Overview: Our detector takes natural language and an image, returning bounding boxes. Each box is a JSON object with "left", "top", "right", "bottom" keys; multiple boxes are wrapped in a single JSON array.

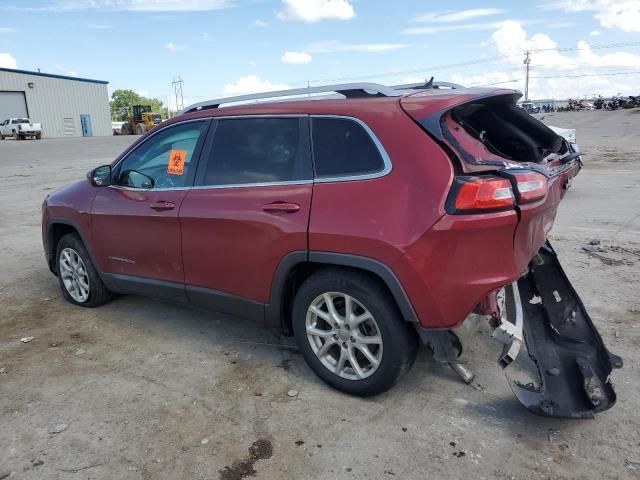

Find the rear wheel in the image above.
[
  {"left": 56, "top": 233, "right": 113, "bottom": 307},
  {"left": 135, "top": 123, "right": 146, "bottom": 135},
  {"left": 120, "top": 122, "right": 131, "bottom": 135},
  {"left": 292, "top": 269, "right": 418, "bottom": 397},
  {"left": 13, "top": 131, "right": 18, "bottom": 140},
  {"left": 35, "top": 133, "right": 42, "bottom": 140}
]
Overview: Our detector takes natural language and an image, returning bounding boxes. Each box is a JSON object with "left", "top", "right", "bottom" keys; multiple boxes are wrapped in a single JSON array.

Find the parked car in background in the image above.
[
  {"left": 41, "top": 82, "right": 620, "bottom": 419},
  {"left": 112, "top": 121, "right": 125, "bottom": 135},
  {"left": 0, "top": 118, "right": 42, "bottom": 140}
]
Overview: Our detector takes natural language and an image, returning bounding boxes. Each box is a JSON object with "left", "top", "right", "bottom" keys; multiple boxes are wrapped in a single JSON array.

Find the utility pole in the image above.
[
  {"left": 172, "top": 76, "right": 184, "bottom": 113},
  {"left": 523, "top": 50, "right": 531, "bottom": 102}
]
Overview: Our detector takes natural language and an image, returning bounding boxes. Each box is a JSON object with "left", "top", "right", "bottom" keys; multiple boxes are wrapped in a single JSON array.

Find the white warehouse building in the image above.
[{"left": 0, "top": 67, "right": 111, "bottom": 138}]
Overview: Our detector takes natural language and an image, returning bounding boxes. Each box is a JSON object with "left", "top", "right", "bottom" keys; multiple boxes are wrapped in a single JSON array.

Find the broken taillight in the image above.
[
  {"left": 447, "top": 176, "right": 515, "bottom": 213},
  {"left": 508, "top": 171, "right": 548, "bottom": 204}
]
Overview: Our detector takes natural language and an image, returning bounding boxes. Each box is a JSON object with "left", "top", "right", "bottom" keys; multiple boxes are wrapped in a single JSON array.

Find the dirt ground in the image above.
[{"left": 1, "top": 110, "right": 639, "bottom": 480}]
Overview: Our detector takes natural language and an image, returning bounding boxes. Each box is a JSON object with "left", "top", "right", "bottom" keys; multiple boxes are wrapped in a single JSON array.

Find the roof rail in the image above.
[
  {"left": 391, "top": 80, "right": 464, "bottom": 91},
  {"left": 181, "top": 82, "right": 401, "bottom": 114}
]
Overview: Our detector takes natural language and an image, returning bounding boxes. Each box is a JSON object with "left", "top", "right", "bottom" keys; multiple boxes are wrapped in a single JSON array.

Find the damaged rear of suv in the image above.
[
  {"left": 42, "top": 82, "right": 620, "bottom": 418},
  {"left": 401, "top": 88, "right": 621, "bottom": 418}
]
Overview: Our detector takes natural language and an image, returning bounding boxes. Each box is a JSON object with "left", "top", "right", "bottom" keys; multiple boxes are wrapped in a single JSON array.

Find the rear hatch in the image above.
[{"left": 401, "top": 89, "right": 582, "bottom": 266}]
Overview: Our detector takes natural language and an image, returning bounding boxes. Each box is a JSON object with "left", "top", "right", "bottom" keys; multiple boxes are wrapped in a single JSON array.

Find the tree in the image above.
[{"left": 109, "top": 89, "right": 166, "bottom": 121}]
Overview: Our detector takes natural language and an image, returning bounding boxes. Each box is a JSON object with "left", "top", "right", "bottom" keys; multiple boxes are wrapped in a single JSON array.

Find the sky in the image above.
[{"left": 1, "top": 0, "right": 640, "bottom": 108}]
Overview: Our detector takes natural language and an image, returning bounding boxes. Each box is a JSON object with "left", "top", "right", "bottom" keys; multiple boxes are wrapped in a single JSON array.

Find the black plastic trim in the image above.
[
  {"left": 186, "top": 285, "right": 264, "bottom": 323},
  {"left": 46, "top": 217, "right": 99, "bottom": 276},
  {"left": 102, "top": 273, "right": 189, "bottom": 303},
  {"left": 265, "top": 251, "right": 309, "bottom": 328}
]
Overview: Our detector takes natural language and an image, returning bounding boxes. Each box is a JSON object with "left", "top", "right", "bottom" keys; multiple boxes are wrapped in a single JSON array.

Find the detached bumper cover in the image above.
[{"left": 509, "top": 241, "right": 622, "bottom": 418}]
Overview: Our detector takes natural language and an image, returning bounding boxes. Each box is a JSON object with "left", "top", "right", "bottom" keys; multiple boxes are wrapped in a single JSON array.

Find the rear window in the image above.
[{"left": 311, "top": 118, "right": 384, "bottom": 178}]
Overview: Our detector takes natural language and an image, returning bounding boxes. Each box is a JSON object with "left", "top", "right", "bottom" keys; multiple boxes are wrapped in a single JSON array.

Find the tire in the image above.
[
  {"left": 35, "top": 133, "right": 42, "bottom": 140},
  {"left": 0, "top": 133, "right": 4, "bottom": 140},
  {"left": 120, "top": 123, "right": 130, "bottom": 135},
  {"left": 292, "top": 268, "right": 418, "bottom": 397},
  {"left": 56, "top": 233, "right": 113, "bottom": 308},
  {"left": 13, "top": 131, "right": 18, "bottom": 140},
  {"left": 135, "top": 123, "right": 146, "bottom": 135}
]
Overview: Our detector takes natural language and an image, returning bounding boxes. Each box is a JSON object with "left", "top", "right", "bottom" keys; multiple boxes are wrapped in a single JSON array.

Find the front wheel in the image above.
[
  {"left": 56, "top": 233, "right": 113, "bottom": 307},
  {"left": 292, "top": 269, "right": 418, "bottom": 397}
]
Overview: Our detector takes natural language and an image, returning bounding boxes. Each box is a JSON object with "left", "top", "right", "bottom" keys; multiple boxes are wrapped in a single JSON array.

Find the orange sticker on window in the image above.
[{"left": 167, "top": 149, "right": 187, "bottom": 175}]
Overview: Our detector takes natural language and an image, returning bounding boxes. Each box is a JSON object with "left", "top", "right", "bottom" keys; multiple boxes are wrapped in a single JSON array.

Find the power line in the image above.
[
  {"left": 471, "top": 70, "right": 640, "bottom": 87},
  {"left": 293, "top": 40, "right": 640, "bottom": 86}
]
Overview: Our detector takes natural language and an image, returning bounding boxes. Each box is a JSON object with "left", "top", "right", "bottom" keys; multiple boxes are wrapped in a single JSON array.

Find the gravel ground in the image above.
[{"left": 1, "top": 110, "right": 639, "bottom": 480}]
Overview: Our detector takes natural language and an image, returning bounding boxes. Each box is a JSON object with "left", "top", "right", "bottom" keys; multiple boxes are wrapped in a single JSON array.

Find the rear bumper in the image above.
[{"left": 501, "top": 242, "right": 622, "bottom": 418}]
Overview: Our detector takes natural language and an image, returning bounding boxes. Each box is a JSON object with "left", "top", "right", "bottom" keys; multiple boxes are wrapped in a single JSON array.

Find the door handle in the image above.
[
  {"left": 150, "top": 201, "right": 176, "bottom": 211},
  {"left": 261, "top": 202, "right": 301, "bottom": 214}
]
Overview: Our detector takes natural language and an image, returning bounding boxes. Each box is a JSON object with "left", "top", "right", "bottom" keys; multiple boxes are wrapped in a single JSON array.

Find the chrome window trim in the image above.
[
  {"left": 310, "top": 115, "right": 392, "bottom": 183},
  {"left": 110, "top": 114, "right": 392, "bottom": 192},
  {"left": 108, "top": 179, "right": 314, "bottom": 193}
]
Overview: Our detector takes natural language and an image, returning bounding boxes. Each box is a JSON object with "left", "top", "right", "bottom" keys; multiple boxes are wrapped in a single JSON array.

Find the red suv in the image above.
[{"left": 42, "top": 82, "right": 621, "bottom": 418}]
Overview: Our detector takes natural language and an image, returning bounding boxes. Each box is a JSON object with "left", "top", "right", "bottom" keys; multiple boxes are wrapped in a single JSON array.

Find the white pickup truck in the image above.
[{"left": 0, "top": 118, "right": 43, "bottom": 140}]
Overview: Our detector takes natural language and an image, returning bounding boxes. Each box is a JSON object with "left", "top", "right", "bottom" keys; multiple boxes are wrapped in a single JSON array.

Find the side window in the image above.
[
  {"left": 115, "top": 121, "right": 207, "bottom": 189},
  {"left": 202, "top": 117, "right": 311, "bottom": 186},
  {"left": 311, "top": 117, "right": 385, "bottom": 178}
]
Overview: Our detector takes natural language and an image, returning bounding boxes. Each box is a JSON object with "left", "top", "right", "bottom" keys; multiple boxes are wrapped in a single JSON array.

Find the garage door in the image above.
[{"left": 0, "top": 91, "right": 28, "bottom": 121}]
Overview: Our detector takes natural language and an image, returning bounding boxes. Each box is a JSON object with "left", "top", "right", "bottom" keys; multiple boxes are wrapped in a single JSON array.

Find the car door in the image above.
[
  {"left": 91, "top": 120, "right": 210, "bottom": 297},
  {"left": 180, "top": 116, "right": 313, "bottom": 317}
]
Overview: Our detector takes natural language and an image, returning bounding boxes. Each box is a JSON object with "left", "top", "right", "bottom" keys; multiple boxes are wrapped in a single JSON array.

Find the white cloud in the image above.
[
  {"left": 200, "top": 32, "right": 210, "bottom": 40},
  {"left": 165, "top": 42, "right": 185, "bottom": 52},
  {"left": 223, "top": 75, "right": 290, "bottom": 95},
  {"left": 412, "top": 8, "right": 505, "bottom": 23},
  {"left": 590, "top": 29, "right": 601, "bottom": 36},
  {"left": 277, "top": 0, "right": 355, "bottom": 22},
  {"left": 0, "top": 27, "right": 17, "bottom": 33},
  {"left": 307, "top": 41, "right": 410, "bottom": 53},
  {"left": 88, "top": 24, "right": 113, "bottom": 29},
  {"left": 403, "top": 21, "right": 506, "bottom": 35},
  {"left": 456, "top": 21, "right": 640, "bottom": 99},
  {"left": 281, "top": 51, "right": 312, "bottom": 64},
  {"left": 541, "top": 0, "right": 640, "bottom": 32},
  {"left": 41, "top": 0, "right": 232, "bottom": 11},
  {"left": 490, "top": 20, "right": 640, "bottom": 69},
  {"left": 0, "top": 52, "right": 17, "bottom": 68},
  {"left": 252, "top": 19, "right": 268, "bottom": 27},
  {"left": 135, "top": 89, "right": 150, "bottom": 96},
  {"left": 249, "top": 60, "right": 257, "bottom": 67},
  {"left": 67, "top": 70, "right": 78, "bottom": 76}
]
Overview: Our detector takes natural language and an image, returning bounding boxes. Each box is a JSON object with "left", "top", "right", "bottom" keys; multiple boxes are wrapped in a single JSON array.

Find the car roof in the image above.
[{"left": 168, "top": 87, "right": 520, "bottom": 126}]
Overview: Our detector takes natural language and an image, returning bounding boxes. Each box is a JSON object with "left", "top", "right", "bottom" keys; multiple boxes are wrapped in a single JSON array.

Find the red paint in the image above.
[
  {"left": 91, "top": 187, "right": 188, "bottom": 283},
  {"left": 180, "top": 185, "right": 312, "bottom": 302},
  {"left": 42, "top": 88, "right": 581, "bottom": 330}
]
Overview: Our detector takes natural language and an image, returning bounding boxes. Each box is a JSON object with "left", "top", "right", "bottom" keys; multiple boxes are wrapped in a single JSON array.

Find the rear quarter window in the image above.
[{"left": 311, "top": 117, "right": 385, "bottom": 178}]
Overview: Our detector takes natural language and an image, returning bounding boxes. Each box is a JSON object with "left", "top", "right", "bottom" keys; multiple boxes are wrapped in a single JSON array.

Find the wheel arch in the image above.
[
  {"left": 46, "top": 218, "right": 99, "bottom": 276},
  {"left": 267, "top": 251, "right": 419, "bottom": 334}
]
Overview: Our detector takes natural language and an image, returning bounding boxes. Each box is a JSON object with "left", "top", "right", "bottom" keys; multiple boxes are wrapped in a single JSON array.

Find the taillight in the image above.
[
  {"left": 509, "top": 171, "right": 548, "bottom": 203},
  {"left": 447, "top": 176, "right": 515, "bottom": 213}
]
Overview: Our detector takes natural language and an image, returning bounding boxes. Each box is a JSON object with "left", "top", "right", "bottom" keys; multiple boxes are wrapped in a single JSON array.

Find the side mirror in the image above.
[{"left": 87, "top": 165, "right": 112, "bottom": 187}]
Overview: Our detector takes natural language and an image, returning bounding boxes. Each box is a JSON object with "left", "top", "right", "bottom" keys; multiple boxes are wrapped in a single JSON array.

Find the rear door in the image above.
[
  {"left": 91, "top": 120, "right": 210, "bottom": 291},
  {"left": 180, "top": 116, "right": 313, "bottom": 313}
]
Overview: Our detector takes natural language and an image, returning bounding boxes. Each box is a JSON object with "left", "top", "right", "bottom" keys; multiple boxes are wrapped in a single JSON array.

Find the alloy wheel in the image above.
[
  {"left": 305, "top": 292, "right": 383, "bottom": 380},
  {"left": 59, "top": 247, "right": 90, "bottom": 302}
]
